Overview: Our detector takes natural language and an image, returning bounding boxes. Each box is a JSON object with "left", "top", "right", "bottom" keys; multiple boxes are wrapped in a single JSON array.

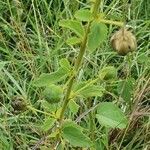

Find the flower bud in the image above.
[{"left": 110, "top": 28, "right": 137, "bottom": 56}]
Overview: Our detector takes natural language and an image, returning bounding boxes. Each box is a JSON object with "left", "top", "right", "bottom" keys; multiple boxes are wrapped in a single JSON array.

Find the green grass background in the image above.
[{"left": 0, "top": 0, "right": 149, "bottom": 149}]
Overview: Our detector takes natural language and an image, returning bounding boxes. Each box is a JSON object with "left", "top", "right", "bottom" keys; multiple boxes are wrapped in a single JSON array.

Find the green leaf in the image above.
[
  {"left": 78, "top": 85, "right": 104, "bottom": 98},
  {"left": 66, "top": 37, "right": 82, "bottom": 45},
  {"left": 40, "top": 100, "right": 57, "bottom": 112},
  {"left": 43, "top": 84, "right": 63, "bottom": 103},
  {"left": 96, "top": 102, "right": 128, "bottom": 129},
  {"left": 117, "top": 78, "right": 135, "bottom": 102},
  {"left": 75, "top": 9, "right": 93, "bottom": 21},
  {"left": 0, "top": 61, "right": 8, "bottom": 71},
  {"left": 59, "top": 58, "right": 71, "bottom": 71},
  {"left": 41, "top": 117, "right": 56, "bottom": 132},
  {"left": 99, "top": 66, "right": 117, "bottom": 80},
  {"left": 62, "top": 122, "right": 92, "bottom": 147},
  {"left": 62, "top": 120, "right": 83, "bottom": 130},
  {"left": 73, "top": 81, "right": 104, "bottom": 98},
  {"left": 59, "top": 20, "right": 85, "bottom": 38},
  {"left": 33, "top": 67, "right": 68, "bottom": 87},
  {"left": 73, "top": 81, "right": 87, "bottom": 91},
  {"left": 68, "top": 100, "right": 80, "bottom": 114},
  {"left": 87, "top": 22, "right": 107, "bottom": 52}
]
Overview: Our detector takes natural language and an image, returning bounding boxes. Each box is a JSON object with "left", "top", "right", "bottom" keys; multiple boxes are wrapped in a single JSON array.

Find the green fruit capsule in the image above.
[
  {"left": 99, "top": 66, "right": 117, "bottom": 80},
  {"left": 43, "top": 84, "right": 63, "bottom": 103}
]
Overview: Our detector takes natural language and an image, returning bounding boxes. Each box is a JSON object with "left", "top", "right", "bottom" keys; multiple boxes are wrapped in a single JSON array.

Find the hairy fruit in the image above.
[
  {"left": 43, "top": 84, "right": 63, "bottom": 103},
  {"left": 110, "top": 28, "right": 137, "bottom": 56}
]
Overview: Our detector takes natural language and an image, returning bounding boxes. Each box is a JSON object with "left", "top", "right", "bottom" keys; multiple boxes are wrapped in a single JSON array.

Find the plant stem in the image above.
[
  {"left": 27, "top": 105, "right": 56, "bottom": 118},
  {"left": 92, "top": 0, "right": 101, "bottom": 17},
  {"left": 88, "top": 98, "right": 95, "bottom": 140},
  {"left": 99, "top": 19, "right": 123, "bottom": 26},
  {"left": 59, "top": 76, "right": 74, "bottom": 124},
  {"left": 59, "top": 23, "right": 90, "bottom": 124},
  {"left": 58, "top": 0, "right": 101, "bottom": 125}
]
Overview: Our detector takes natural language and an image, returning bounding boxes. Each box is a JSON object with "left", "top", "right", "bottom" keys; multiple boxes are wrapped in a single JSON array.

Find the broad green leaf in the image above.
[
  {"left": 75, "top": 9, "right": 93, "bottom": 21},
  {"left": 43, "top": 84, "right": 63, "bottom": 103},
  {"left": 41, "top": 117, "right": 56, "bottom": 132},
  {"left": 40, "top": 100, "right": 57, "bottom": 112},
  {"left": 49, "top": 130, "right": 59, "bottom": 138},
  {"left": 99, "top": 66, "right": 117, "bottom": 80},
  {"left": 73, "top": 81, "right": 87, "bottom": 91},
  {"left": 68, "top": 100, "right": 80, "bottom": 114},
  {"left": 0, "top": 61, "right": 8, "bottom": 71},
  {"left": 66, "top": 37, "right": 82, "bottom": 45},
  {"left": 73, "top": 81, "right": 104, "bottom": 98},
  {"left": 87, "top": 22, "right": 107, "bottom": 52},
  {"left": 59, "top": 20, "right": 85, "bottom": 38},
  {"left": 62, "top": 122, "right": 91, "bottom": 147},
  {"left": 117, "top": 78, "right": 135, "bottom": 102},
  {"left": 59, "top": 58, "right": 71, "bottom": 71},
  {"left": 33, "top": 67, "right": 68, "bottom": 87},
  {"left": 78, "top": 85, "right": 104, "bottom": 98},
  {"left": 62, "top": 120, "right": 83, "bottom": 130},
  {"left": 96, "top": 102, "right": 128, "bottom": 129}
]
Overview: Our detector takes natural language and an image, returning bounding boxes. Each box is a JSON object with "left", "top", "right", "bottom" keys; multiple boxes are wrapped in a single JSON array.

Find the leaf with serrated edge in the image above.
[
  {"left": 88, "top": 22, "right": 107, "bottom": 52},
  {"left": 117, "top": 78, "right": 135, "bottom": 102},
  {"left": 75, "top": 9, "right": 93, "bottom": 21},
  {"left": 66, "top": 37, "right": 82, "bottom": 45},
  {"left": 69, "top": 100, "right": 80, "bottom": 114},
  {"left": 96, "top": 102, "right": 128, "bottom": 129},
  {"left": 41, "top": 117, "right": 56, "bottom": 132},
  {"left": 60, "top": 58, "right": 71, "bottom": 71},
  {"left": 59, "top": 20, "right": 85, "bottom": 38},
  {"left": 99, "top": 66, "right": 117, "bottom": 80},
  {"left": 62, "top": 121, "right": 92, "bottom": 147},
  {"left": 33, "top": 67, "right": 68, "bottom": 87},
  {"left": 73, "top": 81, "right": 104, "bottom": 98}
]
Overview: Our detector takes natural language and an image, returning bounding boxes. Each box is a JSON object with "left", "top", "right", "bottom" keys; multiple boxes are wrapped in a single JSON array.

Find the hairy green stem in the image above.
[
  {"left": 59, "top": 76, "right": 74, "bottom": 123},
  {"left": 88, "top": 98, "right": 95, "bottom": 140},
  {"left": 92, "top": 0, "right": 101, "bottom": 17},
  {"left": 58, "top": 0, "right": 101, "bottom": 125},
  {"left": 59, "top": 23, "right": 90, "bottom": 124}
]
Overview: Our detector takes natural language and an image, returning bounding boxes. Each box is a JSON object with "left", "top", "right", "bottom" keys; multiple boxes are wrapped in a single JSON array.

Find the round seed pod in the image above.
[
  {"left": 11, "top": 97, "right": 27, "bottom": 112},
  {"left": 110, "top": 28, "right": 137, "bottom": 56}
]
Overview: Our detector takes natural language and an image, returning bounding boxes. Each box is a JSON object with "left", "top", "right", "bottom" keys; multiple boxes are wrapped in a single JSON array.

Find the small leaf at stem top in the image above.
[
  {"left": 74, "top": 9, "right": 93, "bottom": 21},
  {"left": 87, "top": 22, "right": 108, "bottom": 52},
  {"left": 59, "top": 20, "right": 85, "bottom": 38}
]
